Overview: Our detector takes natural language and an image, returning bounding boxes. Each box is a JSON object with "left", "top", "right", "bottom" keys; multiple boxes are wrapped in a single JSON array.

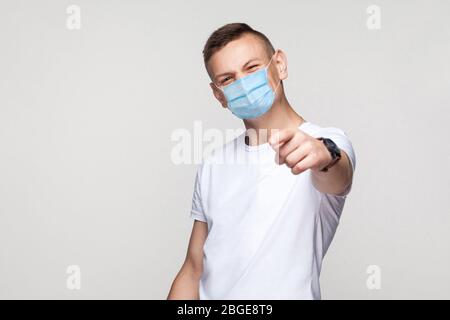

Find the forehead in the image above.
[{"left": 207, "top": 33, "right": 269, "bottom": 77}]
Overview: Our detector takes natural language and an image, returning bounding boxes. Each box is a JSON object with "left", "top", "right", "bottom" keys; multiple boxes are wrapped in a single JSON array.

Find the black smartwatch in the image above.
[{"left": 317, "top": 137, "right": 341, "bottom": 172}]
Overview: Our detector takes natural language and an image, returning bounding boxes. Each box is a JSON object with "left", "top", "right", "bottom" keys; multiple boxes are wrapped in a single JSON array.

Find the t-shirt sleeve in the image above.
[
  {"left": 313, "top": 127, "right": 356, "bottom": 255},
  {"left": 316, "top": 126, "right": 356, "bottom": 198},
  {"left": 190, "top": 164, "right": 208, "bottom": 223}
]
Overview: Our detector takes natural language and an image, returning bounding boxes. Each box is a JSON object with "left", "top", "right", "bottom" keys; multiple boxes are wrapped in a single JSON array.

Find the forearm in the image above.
[
  {"left": 311, "top": 150, "right": 353, "bottom": 195},
  {"left": 167, "top": 267, "right": 202, "bottom": 300}
]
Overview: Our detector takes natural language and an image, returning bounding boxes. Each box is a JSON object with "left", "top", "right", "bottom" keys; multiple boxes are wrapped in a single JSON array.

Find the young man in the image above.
[{"left": 168, "top": 23, "right": 356, "bottom": 300}]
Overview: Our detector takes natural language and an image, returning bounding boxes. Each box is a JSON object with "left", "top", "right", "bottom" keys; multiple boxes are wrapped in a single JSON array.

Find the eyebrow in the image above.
[
  {"left": 242, "top": 57, "right": 260, "bottom": 68},
  {"left": 214, "top": 57, "right": 261, "bottom": 82}
]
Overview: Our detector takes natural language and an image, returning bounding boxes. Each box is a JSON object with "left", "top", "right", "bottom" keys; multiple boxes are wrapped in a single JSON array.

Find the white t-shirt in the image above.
[{"left": 190, "top": 121, "right": 356, "bottom": 300}]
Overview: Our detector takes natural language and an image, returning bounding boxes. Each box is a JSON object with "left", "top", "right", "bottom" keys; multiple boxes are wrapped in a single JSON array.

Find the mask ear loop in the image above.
[
  {"left": 211, "top": 80, "right": 231, "bottom": 112},
  {"left": 267, "top": 50, "right": 282, "bottom": 96},
  {"left": 273, "top": 79, "right": 281, "bottom": 95},
  {"left": 212, "top": 81, "right": 224, "bottom": 92}
]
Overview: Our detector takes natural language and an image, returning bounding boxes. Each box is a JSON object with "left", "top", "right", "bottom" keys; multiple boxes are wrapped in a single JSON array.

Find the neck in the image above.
[{"left": 243, "top": 90, "right": 305, "bottom": 146}]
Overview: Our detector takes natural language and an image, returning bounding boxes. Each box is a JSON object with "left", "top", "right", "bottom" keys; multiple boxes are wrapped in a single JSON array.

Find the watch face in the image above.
[
  {"left": 324, "top": 138, "right": 341, "bottom": 158},
  {"left": 318, "top": 138, "right": 341, "bottom": 172}
]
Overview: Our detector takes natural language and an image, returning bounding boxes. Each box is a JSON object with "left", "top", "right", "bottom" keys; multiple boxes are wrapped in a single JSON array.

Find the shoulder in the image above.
[{"left": 300, "top": 121, "right": 347, "bottom": 139}]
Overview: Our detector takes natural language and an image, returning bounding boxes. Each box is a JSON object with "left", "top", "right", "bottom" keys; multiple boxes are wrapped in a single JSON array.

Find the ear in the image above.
[
  {"left": 210, "top": 82, "right": 228, "bottom": 109},
  {"left": 274, "top": 49, "right": 288, "bottom": 81}
]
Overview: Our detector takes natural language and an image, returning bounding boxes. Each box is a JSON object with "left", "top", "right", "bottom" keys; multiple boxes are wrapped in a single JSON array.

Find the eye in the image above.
[
  {"left": 220, "top": 76, "right": 233, "bottom": 85},
  {"left": 248, "top": 65, "right": 259, "bottom": 71}
]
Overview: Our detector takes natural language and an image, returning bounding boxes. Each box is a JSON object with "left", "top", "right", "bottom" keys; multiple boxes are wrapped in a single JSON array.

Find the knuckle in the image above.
[
  {"left": 285, "top": 156, "right": 295, "bottom": 167},
  {"left": 293, "top": 163, "right": 303, "bottom": 172},
  {"left": 311, "top": 150, "right": 319, "bottom": 160},
  {"left": 304, "top": 139, "right": 314, "bottom": 149},
  {"left": 296, "top": 131, "right": 305, "bottom": 141}
]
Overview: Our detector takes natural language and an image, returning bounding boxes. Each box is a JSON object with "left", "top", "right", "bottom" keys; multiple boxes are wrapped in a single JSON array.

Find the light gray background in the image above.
[{"left": 1, "top": 0, "right": 449, "bottom": 299}]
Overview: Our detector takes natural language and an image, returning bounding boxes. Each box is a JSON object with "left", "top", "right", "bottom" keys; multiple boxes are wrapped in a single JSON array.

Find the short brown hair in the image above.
[{"left": 202, "top": 23, "right": 275, "bottom": 66}]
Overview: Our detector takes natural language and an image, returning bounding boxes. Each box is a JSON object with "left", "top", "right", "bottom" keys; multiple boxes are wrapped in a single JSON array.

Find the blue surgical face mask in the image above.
[{"left": 215, "top": 53, "right": 281, "bottom": 120}]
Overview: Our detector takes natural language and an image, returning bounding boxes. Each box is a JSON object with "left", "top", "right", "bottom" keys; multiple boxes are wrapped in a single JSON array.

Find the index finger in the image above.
[{"left": 269, "top": 128, "right": 298, "bottom": 149}]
